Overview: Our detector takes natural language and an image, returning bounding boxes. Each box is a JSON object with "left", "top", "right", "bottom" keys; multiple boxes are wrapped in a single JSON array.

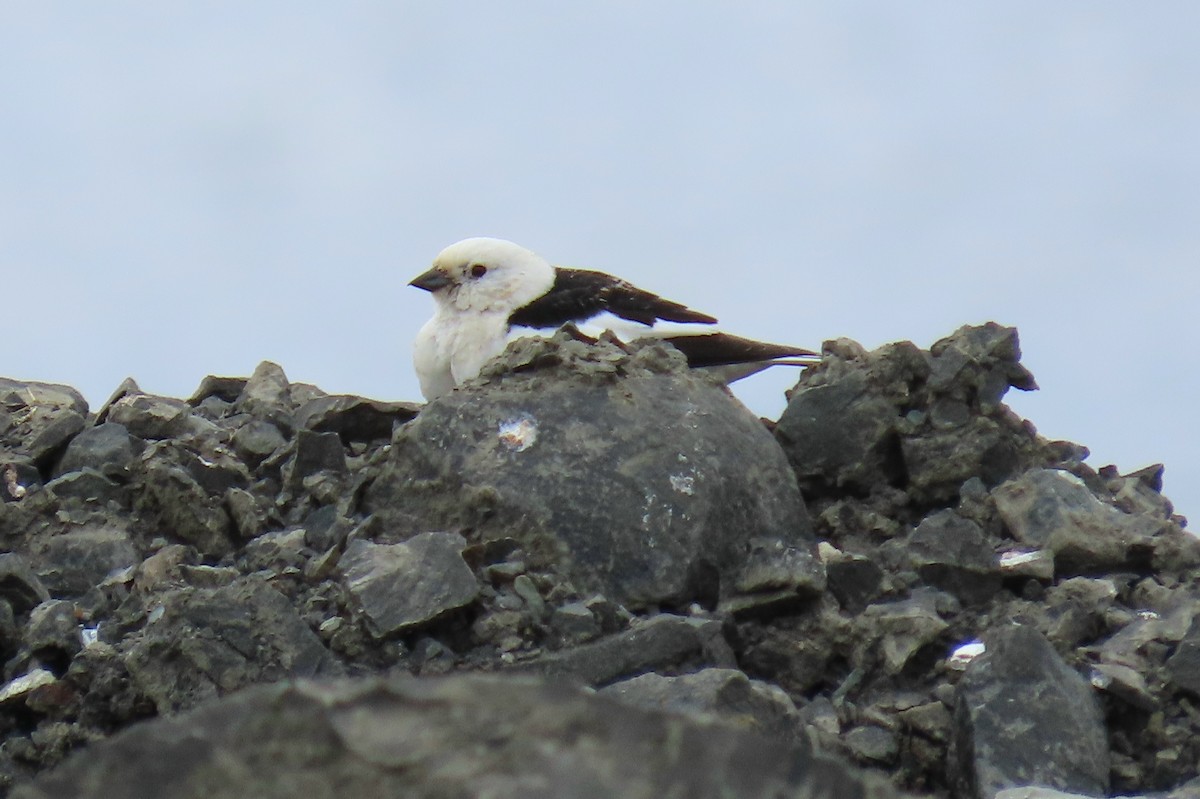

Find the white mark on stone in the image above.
[
  {"left": 498, "top": 416, "right": 538, "bottom": 452},
  {"left": 80, "top": 626, "right": 100, "bottom": 648},
  {"left": 669, "top": 473, "right": 695, "bottom": 495},
  {"left": 948, "top": 640, "right": 986, "bottom": 670}
]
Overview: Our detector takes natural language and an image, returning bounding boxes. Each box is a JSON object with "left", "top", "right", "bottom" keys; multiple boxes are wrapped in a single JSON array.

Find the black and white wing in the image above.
[{"left": 507, "top": 267, "right": 718, "bottom": 330}]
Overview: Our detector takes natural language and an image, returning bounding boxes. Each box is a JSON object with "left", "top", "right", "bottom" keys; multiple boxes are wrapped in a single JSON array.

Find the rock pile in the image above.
[{"left": 0, "top": 324, "right": 1195, "bottom": 799}]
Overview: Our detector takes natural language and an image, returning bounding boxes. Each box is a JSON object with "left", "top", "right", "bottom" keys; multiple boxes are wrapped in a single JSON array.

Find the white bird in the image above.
[{"left": 409, "top": 237, "right": 819, "bottom": 400}]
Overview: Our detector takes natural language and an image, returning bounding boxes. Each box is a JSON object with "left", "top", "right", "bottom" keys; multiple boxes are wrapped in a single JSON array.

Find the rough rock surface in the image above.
[
  {"left": 11, "top": 674, "right": 902, "bottom": 799},
  {"left": 0, "top": 324, "right": 1194, "bottom": 798}
]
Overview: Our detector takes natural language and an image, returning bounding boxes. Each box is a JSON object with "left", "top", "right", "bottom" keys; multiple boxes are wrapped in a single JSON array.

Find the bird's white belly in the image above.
[{"left": 414, "top": 312, "right": 510, "bottom": 399}]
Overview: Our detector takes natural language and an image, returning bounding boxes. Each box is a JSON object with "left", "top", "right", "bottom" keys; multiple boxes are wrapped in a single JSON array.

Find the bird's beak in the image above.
[{"left": 409, "top": 267, "right": 453, "bottom": 292}]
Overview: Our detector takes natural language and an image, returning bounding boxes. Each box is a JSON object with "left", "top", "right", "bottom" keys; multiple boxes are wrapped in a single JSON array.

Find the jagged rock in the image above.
[
  {"left": 823, "top": 548, "right": 885, "bottom": 612},
  {"left": 364, "top": 333, "right": 823, "bottom": 611},
  {"left": 855, "top": 589, "right": 950, "bottom": 674},
  {"left": 0, "top": 378, "right": 89, "bottom": 470},
  {"left": 293, "top": 395, "right": 420, "bottom": 443},
  {"left": 123, "top": 578, "right": 343, "bottom": 714},
  {"left": 104, "top": 394, "right": 191, "bottom": 440},
  {"left": 130, "top": 442, "right": 246, "bottom": 557},
  {"left": 28, "top": 526, "right": 139, "bottom": 597},
  {"left": 229, "top": 420, "right": 287, "bottom": 467},
  {"left": 233, "top": 361, "right": 295, "bottom": 429},
  {"left": 53, "top": 423, "right": 137, "bottom": 481},
  {"left": 1166, "top": 615, "right": 1200, "bottom": 697},
  {"left": 0, "top": 554, "right": 51, "bottom": 613},
  {"left": 339, "top": 533, "right": 479, "bottom": 637},
  {"left": 43, "top": 469, "right": 127, "bottom": 508},
  {"left": 187, "top": 375, "right": 247, "bottom": 405},
  {"left": 286, "top": 429, "right": 346, "bottom": 491},
  {"left": 26, "top": 600, "right": 82, "bottom": 663},
  {"left": 845, "top": 725, "right": 899, "bottom": 764},
  {"left": 600, "top": 667, "right": 802, "bottom": 742},
  {"left": 518, "top": 613, "right": 736, "bottom": 686},
  {"left": 908, "top": 509, "right": 1000, "bottom": 603},
  {"left": 12, "top": 673, "right": 904, "bottom": 799},
  {"left": 951, "top": 625, "right": 1109, "bottom": 799},
  {"left": 549, "top": 601, "right": 601, "bottom": 645}
]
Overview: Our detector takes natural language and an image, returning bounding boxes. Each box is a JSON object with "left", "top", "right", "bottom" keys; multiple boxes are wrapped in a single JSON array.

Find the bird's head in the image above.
[{"left": 410, "top": 237, "right": 556, "bottom": 314}]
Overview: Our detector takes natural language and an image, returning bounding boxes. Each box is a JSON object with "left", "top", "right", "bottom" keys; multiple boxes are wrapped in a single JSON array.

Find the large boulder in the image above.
[{"left": 363, "top": 333, "right": 823, "bottom": 611}]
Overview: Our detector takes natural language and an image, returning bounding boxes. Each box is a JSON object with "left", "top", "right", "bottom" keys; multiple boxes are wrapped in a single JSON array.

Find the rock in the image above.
[
  {"left": 229, "top": 420, "right": 287, "bottom": 467},
  {"left": 286, "top": 430, "right": 346, "bottom": 491},
  {"left": 105, "top": 394, "right": 191, "bottom": 440},
  {"left": 26, "top": 600, "right": 82, "bottom": 663},
  {"left": 908, "top": 510, "right": 1000, "bottom": 603},
  {"left": 856, "top": 589, "right": 950, "bottom": 674},
  {"left": 951, "top": 625, "right": 1109, "bottom": 799},
  {"left": 43, "top": 469, "right": 127, "bottom": 508},
  {"left": 130, "top": 442, "right": 241, "bottom": 557},
  {"left": 845, "top": 725, "right": 899, "bottom": 764},
  {"left": 519, "top": 613, "right": 736, "bottom": 686},
  {"left": 549, "top": 601, "right": 600, "bottom": 646},
  {"left": 0, "top": 554, "right": 51, "bottom": 613},
  {"left": 233, "top": 361, "right": 294, "bottom": 429},
  {"left": 1166, "top": 615, "right": 1200, "bottom": 697},
  {"left": 293, "top": 395, "right": 420, "bottom": 443},
  {"left": 0, "top": 378, "right": 89, "bottom": 470},
  {"left": 993, "top": 468, "right": 1160, "bottom": 572},
  {"left": 12, "top": 673, "right": 904, "bottom": 799},
  {"left": 123, "top": 578, "right": 343, "bottom": 714},
  {"left": 823, "top": 549, "right": 884, "bottom": 612},
  {"left": 339, "top": 533, "right": 480, "bottom": 637},
  {"left": 28, "top": 526, "right": 139, "bottom": 597},
  {"left": 187, "top": 375, "right": 247, "bottom": 405},
  {"left": 599, "top": 667, "right": 802, "bottom": 742},
  {"left": 364, "top": 333, "right": 823, "bottom": 610}
]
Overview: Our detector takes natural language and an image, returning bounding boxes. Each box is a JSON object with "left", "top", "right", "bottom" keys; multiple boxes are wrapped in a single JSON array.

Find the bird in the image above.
[{"left": 408, "top": 237, "right": 819, "bottom": 400}]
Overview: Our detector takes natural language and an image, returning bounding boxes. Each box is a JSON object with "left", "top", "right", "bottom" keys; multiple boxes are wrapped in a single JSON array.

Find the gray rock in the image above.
[
  {"left": 26, "top": 599, "right": 82, "bottom": 661},
  {"left": 993, "top": 468, "right": 1160, "bottom": 571},
  {"left": 364, "top": 333, "right": 823, "bottom": 610},
  {"left": 519, "top": 613, "right": 736, "bottom": 686},
  {"left": 233, "top": 361, "right": 294, "bottom": 429},
  {"left": 856, "top": 589, "right": 950, "bottom": 674},
  {"left": 187, "top": 375, "right": 247, "bottom": 405},
  {"left": 549, "top": 601, "right": 600, "bottom": 645},
  {"left": 339, "top": 533, "right": 480, "bottom": 637},
  {"left": 12, "top": 673, "right": 904, "bottom": 799},
  {"left": 600, "top": 667, "right": 802, "bottom": 742},
  {"left": 105, "top": 394, "right": 191, "bottom": 440},
  {"left": 130, "top": 442, "right": 240, "bottom": 557},
  {"left": 229, "top": 420, "right": 287, "bottom": 467},
  {"left": 28, "top": 526, "right": 139, "bottom": 597},
  {"left": 908, "top": 509, "right": 1000, "bottom": 603},
  {"left": 845, "top": 725, "right": 899, "bottom": 764},
  {"left": 55, "top": 422, "right": 138, "bottom": 479},
  {"left": 824, "top": 550, "right": 885, "bottom": 612},
  {"left": 293, "top": 394, "right": 420, "bottom": 443},
  {"left": 0, "top": 377, "right": 89, "bottom": 469},
  {"left": 43, "top": 469, "right": 127, "bottom": 507},
  {"left": 286, "top": 430, "right": 346, "bottom": 491},
  {"left": 124, "top": 577, "right": 343, "bottom": 714},
  {"left": 951, "top": 625, "right": 1110, "bottom": 799},
  {"left": 0, "top": 554, "right": 51, "bottom": 613},
  {"left": 1165, "top": 615, "right": 1200, "bottom": 697}
]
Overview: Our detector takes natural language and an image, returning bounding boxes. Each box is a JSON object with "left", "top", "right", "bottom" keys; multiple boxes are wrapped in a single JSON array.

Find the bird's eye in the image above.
[{"left": 470, "top": 264, "right": 488, "bottom": 278}]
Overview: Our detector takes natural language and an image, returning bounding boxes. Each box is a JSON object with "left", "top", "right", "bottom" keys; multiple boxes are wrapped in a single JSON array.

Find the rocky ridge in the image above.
[{"left": 0, "top": 323, "right": 1195, "bottom": 798}]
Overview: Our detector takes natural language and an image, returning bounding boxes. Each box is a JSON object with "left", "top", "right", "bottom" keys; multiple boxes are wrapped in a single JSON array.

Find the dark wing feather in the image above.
[
  {"left": 508, "top": 268, "right": 718, "bottom": 330},
  {"left": 662, "top": 332, "right": 819, "bottom": 368}
]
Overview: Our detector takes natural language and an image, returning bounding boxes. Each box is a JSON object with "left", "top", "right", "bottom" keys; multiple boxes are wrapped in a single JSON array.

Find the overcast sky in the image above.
[{"left": 3, "top": 4, "right": 1197, "bottom": 521}]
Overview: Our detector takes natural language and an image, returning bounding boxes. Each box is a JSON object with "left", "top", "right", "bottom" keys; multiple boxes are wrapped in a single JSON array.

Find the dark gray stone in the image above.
[
  {"left": 951, "top": 625, "right": 1110, "bottom": 799},
  {"left": 12, "top": 673, "right": 904, "bottom": 799},
  {"left": 825, "top": 551, "right": 884, "bottom": 612},
  {"left": 364, "top": 333, "right": 822, "bottom": 610},
  {"left": 233, "top": 361, "right": 294, "bottom": 429},
  {"left": 855, "top": 589, "right": 950, "bottom": 674},
  {"left": 1166, "top": 615, "right": 1200, "bottom": 697},
  {"left": 293, "top": 395, "right": 420, "bottom": 443},
  {"left": 26, "top": 599, "right": 82, "bottom": 662},
  {"left": 0, "top": 554, "right": 50, "bottom": 613},
  {"left": 229, "top": 420, "right": 287, "bottom": 467},
  {"left": 549, "top": 601, "right": 600, "bottom": 645},
  {"left": 188, "top": 375, "right": 248, "bottom": 405},
  {"left": 845, "top": 725, "right": 899, "bottom": 764},
  {"left": 28, "top": 526, "right": 139, "bottom": 597},
  {"left": 43, "top": 469, "right": 127, "bottom": 507},
  {"left": 339, "top": 533, "right": 479, "bottom": 637},
  {"left": 600, "top": 667, "right": 801, "bottom": 742},
  {"left": 105, "top": 395, "right": 190, "bottom": 440},
  {"left": 123, "top": 578, "right": 343, "bottom": 714},
  {"left": 286, "top": 430, "right": 346, "bottom": 491},
  {"left": 131, "top": 443, "right": 240, "bottom": 558},
  {"left": 518, "top": 613, "right": 737, "bottom": 687},
  {"left": 993, "top": 468, "right": 1161, "bottom": 572},
  {"left": 909, "top": 510, "right": 1000, "bottom": 603}
]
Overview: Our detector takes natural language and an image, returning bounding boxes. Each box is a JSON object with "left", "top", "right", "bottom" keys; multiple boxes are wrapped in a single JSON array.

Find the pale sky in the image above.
[{"left": 3, "top": 3, "right": 1197, "bottom": 521}]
